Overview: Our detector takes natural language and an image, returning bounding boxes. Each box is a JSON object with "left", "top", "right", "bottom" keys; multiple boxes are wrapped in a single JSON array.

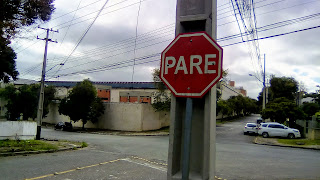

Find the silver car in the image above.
[
  {"left": 258, "top": 123, "right": 301, "bottom": 139},
  {"left": 243, "top": 123, "right": 258, "bottom": 135}
]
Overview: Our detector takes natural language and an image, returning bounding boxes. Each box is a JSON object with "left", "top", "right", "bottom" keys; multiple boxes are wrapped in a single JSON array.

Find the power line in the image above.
[
  {"left": 51, "top": 0, "right": 111, "bottom": 78},
  {"left": 46, "top": 24, "right": 320, "bottom": 79},
  {"left": 223, "top": 24, "right": 320, "bottom": 47},
  {"left": 22, "top": 13, "right": 320, "bottom": 79}
]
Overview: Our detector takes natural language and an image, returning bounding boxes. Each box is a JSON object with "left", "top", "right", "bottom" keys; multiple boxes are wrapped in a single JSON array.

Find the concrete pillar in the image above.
[{"left": 167, "top": 0, "right": 217, "bottom": 179}]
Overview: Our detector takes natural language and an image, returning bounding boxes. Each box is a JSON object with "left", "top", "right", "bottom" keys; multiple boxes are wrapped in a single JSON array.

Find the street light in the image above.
[
  {"left": 249, "top": 73, "right": 266, "bottom": 110},
  {"left": 249, "top": 54, "right": 266, "bottom": 110},
  {"left": 249, "top": 74, "right": 263, "bottom": 83}
]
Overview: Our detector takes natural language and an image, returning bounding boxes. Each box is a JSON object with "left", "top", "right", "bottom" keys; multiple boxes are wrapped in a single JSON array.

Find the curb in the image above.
[
  {"left": 253, "top": 137, "right": 320, "bottom": 151},
  {"left": 0, "top": 146, "right": 83, "bottom": 157},
  {"left": 76, "top": 131, "right": 169, "bottom": 136}
]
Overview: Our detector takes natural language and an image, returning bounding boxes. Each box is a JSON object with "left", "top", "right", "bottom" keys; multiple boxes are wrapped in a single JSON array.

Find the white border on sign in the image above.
[{"left": 160, "top": 32, "right": 223, "bottom": 97}]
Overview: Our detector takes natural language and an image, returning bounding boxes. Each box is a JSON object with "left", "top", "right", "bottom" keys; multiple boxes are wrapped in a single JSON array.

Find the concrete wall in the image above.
[
  {"left": 0, "top": 121, "right": 37, "bottom": 140},
  {"left": 141, "top": 103, "right": 170, "bottom": 131},
  {"left": 43, "top": 101, "right": 98, "bottom": 129},
  {"left": 296, "top": 115, "right": 320, "bottom": 140},
  {"left": 98, "top": 103, "right": 142, "bottom": 131},
  {"left": 43, "top": 102, "right": 170, "bottom": 131}
]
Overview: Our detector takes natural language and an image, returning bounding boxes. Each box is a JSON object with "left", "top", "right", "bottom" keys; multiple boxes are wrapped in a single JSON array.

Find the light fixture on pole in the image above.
[{"left": 249, "top": 55, "right": 266, "bottom": 110}]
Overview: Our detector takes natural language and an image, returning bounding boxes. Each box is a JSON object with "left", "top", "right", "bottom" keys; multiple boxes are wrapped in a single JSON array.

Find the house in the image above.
[{"left": 218, "top": 80, "right": 247, "bottom": 100}]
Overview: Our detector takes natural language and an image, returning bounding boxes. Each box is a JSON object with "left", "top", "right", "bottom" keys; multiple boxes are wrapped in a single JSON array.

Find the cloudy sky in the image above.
[{"left": 11, "top": 0, "right": 320, "bottom": 99}]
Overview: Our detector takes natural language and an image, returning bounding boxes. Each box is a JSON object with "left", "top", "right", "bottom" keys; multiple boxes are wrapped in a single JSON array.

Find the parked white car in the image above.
[
  {"left": 243, "top": 123, "right": 258, "bottom": 135},
  {"left": 258, "top": 123, "right": 301, "bottom": 139}
]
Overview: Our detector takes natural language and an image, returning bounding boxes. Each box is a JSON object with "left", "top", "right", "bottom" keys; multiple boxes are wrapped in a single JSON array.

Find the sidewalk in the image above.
[{"left": 253, "top": 136, "right": 320, "bottom": 150}]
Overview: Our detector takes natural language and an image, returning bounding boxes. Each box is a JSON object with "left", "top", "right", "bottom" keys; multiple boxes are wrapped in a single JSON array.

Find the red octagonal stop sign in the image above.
[{"left": 160, "top": 32, "right": 223, "bottom": 98}]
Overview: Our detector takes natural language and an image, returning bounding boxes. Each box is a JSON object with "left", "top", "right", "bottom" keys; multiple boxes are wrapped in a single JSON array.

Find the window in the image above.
[
  {"left": 262, "top": 124, "right": 268, "bottom": 127},
  {"left": 268, "top": 124, "right": 284, "bottom": 129},
  {"left": 274, "top": 125, "right": 284, "bottom": 129},
  {"left": 247, "top": 124, "right": 256, "bottom": 127},
  {"left": 268, "top": 124, "right": 276, "bottom": 128}
]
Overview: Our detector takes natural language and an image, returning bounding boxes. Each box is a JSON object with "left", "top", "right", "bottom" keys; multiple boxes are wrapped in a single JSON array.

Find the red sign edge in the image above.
[{"left": 159, "top": 31, "right": 223, "bottom": 98}]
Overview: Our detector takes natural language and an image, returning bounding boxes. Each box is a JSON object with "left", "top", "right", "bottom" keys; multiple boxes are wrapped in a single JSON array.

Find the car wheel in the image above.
[
  {"left": 288, "top": 133, "right": 295, "bottom": 139},
  {"left": 244, "top": 132, "right": 248, "bottom": 135},
  {"left": 262, "top": 132, "right": 269, "bottom": 138}
]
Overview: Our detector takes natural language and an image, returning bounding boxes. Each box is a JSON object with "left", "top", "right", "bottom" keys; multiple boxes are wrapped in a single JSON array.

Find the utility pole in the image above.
[
  {"left": 36, "top": 27, "right": 58, "bottom": 140},
  {"left": 263, "top": 54, "right": 266, "bottom": 110}
]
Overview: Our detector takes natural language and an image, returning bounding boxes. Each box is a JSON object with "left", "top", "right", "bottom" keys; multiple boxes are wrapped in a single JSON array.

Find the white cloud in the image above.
[{"left": 12, "top": 0, "right": 320, "bottom": 100}]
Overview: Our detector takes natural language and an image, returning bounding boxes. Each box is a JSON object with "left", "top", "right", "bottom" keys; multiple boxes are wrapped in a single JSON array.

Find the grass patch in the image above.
[
  {"left": 277, "top": 139, "right": 320, "bottom": 146},
  {"left": 81, "top": 142, "right": 88, "bottom": 148},
  {"left": 0, "top": 139, "right": 58, "bottom": 152}
]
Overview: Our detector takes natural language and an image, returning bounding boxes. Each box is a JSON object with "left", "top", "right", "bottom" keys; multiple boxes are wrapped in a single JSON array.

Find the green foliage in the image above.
[
  {"left": 269, "top": 76, "right": 298, "bottom": 101},
  {"left": 217, "top": 95, "right": 258, "bottom": 118},
  {"left": 0, "top": 37, "right": 18, "bottom": 82},
  {"left": 58, "top": 79, "right": 105, "bottom": 129},
  {"left": 0, "top": 0, "right": 55, "bottom": 39},
  {"left": 242, "top": 97, "right": 259, "bottom": 115},
  {"left": 152, "top": 68, "right": 171, "bottom": 112},
  {"left": 81, "top": 142, "right": 88, "bottom": 148},
  {"left": 301, "top": 103, "right": 320, "bottom": 118},
  {"left": 217, "top": 99, "right": 233, "bottom": 118},
  {"left": 262, "top": 97, "right": 305, "bottom": 124},
  {"left": 227, "top": 95, "right": 245, "bottom": 116},
  {"left": 152, "top": 68, "right": 166, "bottom": 92},
  {"left": 0, "top": 84, "right": 55, "bottom": 120},
  {"left": 0, "top": 0, "right": 55, "bottom": 82},
  {"left": 152, "top": 92, "right": 171, "bottom": 112}
]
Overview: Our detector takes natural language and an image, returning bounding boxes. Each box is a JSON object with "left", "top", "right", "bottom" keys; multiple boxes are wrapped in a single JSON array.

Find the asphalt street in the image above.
[{"left": 0, "top": 114, "right": 320, "bottom": 180}]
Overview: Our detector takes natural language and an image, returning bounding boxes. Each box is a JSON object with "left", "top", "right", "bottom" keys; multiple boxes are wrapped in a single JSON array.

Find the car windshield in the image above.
[{"left": 247, "top": 124, "right": 256, "bottom": 127}]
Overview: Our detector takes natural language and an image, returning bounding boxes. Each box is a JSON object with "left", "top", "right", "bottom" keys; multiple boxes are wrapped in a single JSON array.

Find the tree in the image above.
[
  {"left": 301, "top": 103, "right": 320, "bottom": 118},
  {"left": 0, "top": 37, "right": 18, "bottom": 82},
  {"left": 269, "top": 76, "right": 298, "bottom": 101},
  {"left": 151, "top": 68, "right": 171, "bottom": 112},
  {"left": 217, "top": 99, "right": 233, "bottom": 118},
  {"left": 243, "top": 97, "right": 258, "bottom": 115},
  {"left": 58, "top": 79, "right": 105, "bottom": 129},
  {"left": 228, "top": 95, "right": 246, "bottom": 116},
  {"left": 0, "top": 0, "right": 55, "bottom": 82},
  {"left": 0, "top": 84, "right": 56, "bottom": 120},
  {"left": 262, "top": 97, "right": 305, "bottom": 125}
]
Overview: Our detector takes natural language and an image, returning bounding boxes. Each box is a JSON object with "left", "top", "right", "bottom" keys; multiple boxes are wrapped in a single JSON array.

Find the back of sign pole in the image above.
[{"left": 167, "top": 0, "right": 217, "bottom": 179}]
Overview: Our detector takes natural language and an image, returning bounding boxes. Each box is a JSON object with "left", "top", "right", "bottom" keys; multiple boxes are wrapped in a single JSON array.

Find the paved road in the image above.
[{"left": 1, "top": 115, "right": 320, "bottom": 180}]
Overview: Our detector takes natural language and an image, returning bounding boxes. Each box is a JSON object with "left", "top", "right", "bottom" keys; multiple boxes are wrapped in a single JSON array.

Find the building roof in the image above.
[
  {"left": 45, "top": 81, "right": 157, "bottom": 89},
  {"left": 13, "top": 79, "right": 38, "bottom": 85}
]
